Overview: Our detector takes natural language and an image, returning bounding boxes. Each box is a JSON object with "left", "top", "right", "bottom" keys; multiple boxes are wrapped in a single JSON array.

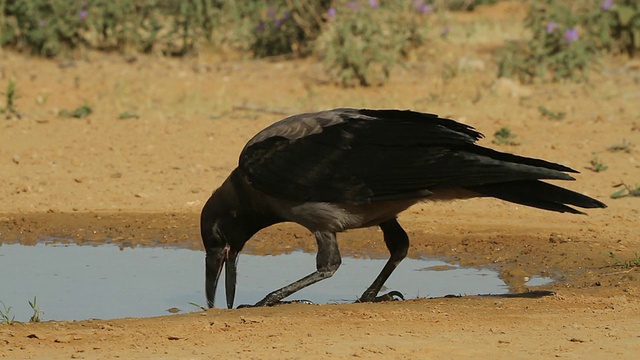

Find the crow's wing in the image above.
[{"left": 239, "top": 108, "right": 577, "bottom": 204}]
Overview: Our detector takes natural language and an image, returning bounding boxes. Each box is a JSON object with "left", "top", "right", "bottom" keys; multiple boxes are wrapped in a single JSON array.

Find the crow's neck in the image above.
[{"left": 225, "top": 168, "right": 283, "bottom": 233}]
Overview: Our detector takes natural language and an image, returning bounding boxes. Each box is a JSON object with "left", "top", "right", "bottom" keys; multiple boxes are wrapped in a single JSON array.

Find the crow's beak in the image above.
[
  {"left": 225, "top": 250, "right": 238, "bottom": 309},
  {"left": 205, "top": 245, "right": 238, "bottom": 309}
]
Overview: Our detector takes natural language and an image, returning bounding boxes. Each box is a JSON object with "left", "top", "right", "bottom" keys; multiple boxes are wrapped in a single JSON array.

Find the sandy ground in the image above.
[{"left": 1, "top": 2, "right": 640, "bottom": 358}]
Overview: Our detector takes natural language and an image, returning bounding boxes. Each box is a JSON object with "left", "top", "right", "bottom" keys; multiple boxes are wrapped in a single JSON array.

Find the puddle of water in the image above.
[
  {"left": 0, "top": 243, "right": 551, "bottom": 321},
  {"left": 0, "top": 243, "right": 202, "bottom": 322},
  {"left": 525, "top": 276, "right": 554, "bottom": 287}
]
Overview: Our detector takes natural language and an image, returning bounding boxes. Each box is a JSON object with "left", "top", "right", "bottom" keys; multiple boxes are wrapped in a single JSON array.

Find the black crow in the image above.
[{"left": 200, "top": 108, "right": 606, "bottom": 308}]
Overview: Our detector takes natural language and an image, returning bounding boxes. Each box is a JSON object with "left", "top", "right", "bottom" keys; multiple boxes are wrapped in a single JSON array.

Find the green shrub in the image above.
[
  {"left": 586, "top": 0, "right": 640, "bottom": 57},
  {"left": 2, "top": 0, "right": 87, "bottom": 56},
  {"left": 498, "top": 0, "right": 640, "bottom": 83},
  {"left": 0, "top": 0, "right": 332, "bottom": 58},
  {"left": 317, "top": 0, "right": 427, "bottom": 87},
  {"left": 498, "top": 0, "right": 597, "bottom": 83},
  {"left": 0, "top": 0, "right": 221, "bottom": 56},
  {"left": 0, "top": 0, "right": 437, "bottom": 67},
  {"left": 249, "top": 1, "right": 330, "bottom": 58}
]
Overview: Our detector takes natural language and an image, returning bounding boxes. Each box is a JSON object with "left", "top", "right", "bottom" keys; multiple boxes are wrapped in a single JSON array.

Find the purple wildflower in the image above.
[
  {"left": 267, "top": 7, "right": 276, "bottom": 18},
  {"left": 327, "top": 7, "right": 336, "bottom": 19},
  {"left": 564, "top": 28, "right": 579, "bottom": 42},
  {"left": 601, "top": 0, "right": 613, "bottom": 11},
  {"left": 545, "top": 21, "right": 558, "bottom": 34},
  {"left": 282, "top": 11, "right": 291, "bottom": 20},
  {"left": 79, "top": 9, "right": 88, "bottom": 20},
  {"left": 369, "top": 0, "right": 379, "bottom": 8},
  {"left": 274, "top": 18, "right": 282, "bottom": 28},
  {"left": 347, "top": 1, "right": 359, "bottom": 11},
  {"left": 413, "top": 0, "right": 433, "bottom": 14}
]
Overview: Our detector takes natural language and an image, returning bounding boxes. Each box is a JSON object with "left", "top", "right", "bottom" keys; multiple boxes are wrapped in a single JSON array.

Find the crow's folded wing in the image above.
[{"left": 239, "top": 108, "right": 577, "bottom": 204}]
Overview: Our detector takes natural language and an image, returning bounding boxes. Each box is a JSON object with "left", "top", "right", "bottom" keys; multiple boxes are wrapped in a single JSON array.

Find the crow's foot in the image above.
[{"left": 357, "top": 290, "right": 404, "bottom": 303}]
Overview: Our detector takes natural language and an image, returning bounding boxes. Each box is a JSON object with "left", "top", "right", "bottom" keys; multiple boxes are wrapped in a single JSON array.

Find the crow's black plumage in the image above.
[{"left": 200, "top": 108, "right": 606, "bottom": 308}]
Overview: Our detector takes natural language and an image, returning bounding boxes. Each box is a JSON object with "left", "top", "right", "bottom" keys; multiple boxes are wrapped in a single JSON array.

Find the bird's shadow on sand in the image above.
[
  {"left": 442, "top": 290, "right": 556, "bottom": 299},
  {"left": 255, "top": 290, "right": 557, "bottom": 308}
]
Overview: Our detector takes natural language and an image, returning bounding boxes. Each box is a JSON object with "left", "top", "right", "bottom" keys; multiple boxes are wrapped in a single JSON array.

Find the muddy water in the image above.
[{"left": 0, "top": 241, "right": 551, "bottom": 321}]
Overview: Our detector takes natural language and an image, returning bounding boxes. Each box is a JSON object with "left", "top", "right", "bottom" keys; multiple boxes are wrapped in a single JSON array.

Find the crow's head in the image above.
[
  {"left": 200, "top": 170, "right": 278, "bottom": 309},
  {"left": 200, "top": 180, "right": 248, "bottom": 309}
]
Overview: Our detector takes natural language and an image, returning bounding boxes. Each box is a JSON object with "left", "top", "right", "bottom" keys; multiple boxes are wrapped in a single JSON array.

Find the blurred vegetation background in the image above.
[{"left": 0, "top": 0, "right": 638, "bottom": 85}]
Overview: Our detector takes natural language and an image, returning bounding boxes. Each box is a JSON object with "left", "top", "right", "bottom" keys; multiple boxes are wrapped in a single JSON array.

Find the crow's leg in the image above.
[
  {"left": 242, "top": 231, "right": 341, "bottom": 307},
  {"left": 358, "top": 218, "right": 408, "bottom": 303}
]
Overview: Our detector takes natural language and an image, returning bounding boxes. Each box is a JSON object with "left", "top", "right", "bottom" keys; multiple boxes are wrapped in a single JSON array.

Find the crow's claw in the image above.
[{"left": 357, "top": 290, "right": 405, "bottom": 303}]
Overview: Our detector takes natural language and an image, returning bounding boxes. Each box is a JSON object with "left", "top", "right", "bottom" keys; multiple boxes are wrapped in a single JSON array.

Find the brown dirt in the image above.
[{"left": 1, "top": 2, "right": 640, "bottom": 359}]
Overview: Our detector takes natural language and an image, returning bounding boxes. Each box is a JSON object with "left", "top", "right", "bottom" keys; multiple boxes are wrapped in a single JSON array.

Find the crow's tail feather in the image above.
[{"left": 467, "top": 180, "right": 607, "bottom": 214}]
